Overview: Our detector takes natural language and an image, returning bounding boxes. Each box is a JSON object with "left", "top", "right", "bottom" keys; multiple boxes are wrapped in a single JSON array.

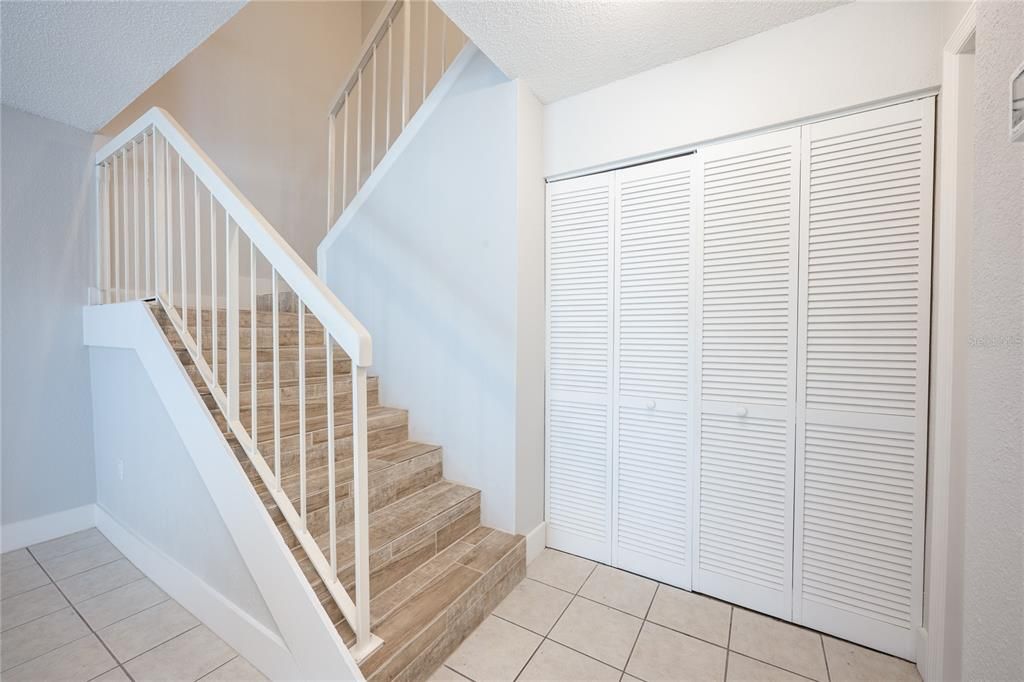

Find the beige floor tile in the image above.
[
  {"left": 426, "top": 665, "right": 471, "bottom": 681},
  {"left": 200, "top": 655, "right": 268, "bottom": 681},
  {"left": 0, "top": 607, "right": 90, "bottom": 671},
  {"left": 0, "top": 583, "right": 69, "bottom": 632},
  {"left": 38, "top": 539, "right": 122, "bottom": 581},
  {"left": 579, "top": 564, "right": 658, "bottom": 618},
  {"left": 822, "top": 636, "right": 921, "bottom": 682},
  {"left": 98, "top": 600, "right": 199, "bottom": 662},
  {"left": 91, "top": 667, "right": 132, "bottom": 681},
  {"left": 526, "top": 549, "right": 596, "bottom": 593},
  {"left": 124, "top": 625, "right": 235, "bottom": 681},
  {"left": 518, "top": 639, "right": 621, "bottom": 682},
  {"left": 626, "top": 622, "right": 727, "bottom": 682},
  {"left": 646, "top": 585, "right": 732, "bottom": 647},
  {"left": 1, "top": 562, "right": 51, "bottom": 600},
  {"left": 623, "top": 676, "right": 644, "bottom": 682},
  {"left": 729, "top": 609, "right": 827, "bottom": 682},
  {"left": 727, "top": 653, "right": 809, "bottom": 682},
  {"left": 548, "top": 595, "right": 642, "bottom": 669},
  {"left": 77, "top": 578, "right": 169, "bottom": 630},
  {"left": 2, "top": 635, "right": 117, "bottom": 682},
  {"left": 493, "top": 577, "right": 573, "bottom": 635},
  {"left": 30, "top": 528, "right": 108, "bottom": 562},
  {"left": 446, "top": 615, "right": 542, "bottom": 681},
  {"left": 58, "top": 559, "right": 143, "bottom": 604},
  {"left": 1, "top": 549, "right": 36, "bottom": 573}
]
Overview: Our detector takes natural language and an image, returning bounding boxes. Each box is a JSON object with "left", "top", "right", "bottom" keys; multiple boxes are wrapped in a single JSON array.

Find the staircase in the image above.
[{"left": 153, "top": 296, "right": 525, "bottom": 680}]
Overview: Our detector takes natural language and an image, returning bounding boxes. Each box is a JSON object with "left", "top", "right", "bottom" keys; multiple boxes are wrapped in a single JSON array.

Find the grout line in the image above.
[
  {"left": 821, "top": 634, "right": 832, "bottom": 682},
  {"left": 120, "top": 622, "right": 205, "bottom": 668},
  {"left": 724, "top": 606, "right": 735, "bottom": 682},
  {"left": 46, "top": 556, "right": 131, "bottom": 585},
  {"left": 25, "top": 543, "right": 136, "bottom": 682},
  {"left": 197, "top": 654, "right": 240, "bottom": 681},
  {"left": 27, "top": 531, "right": 109, "bottom": 563}
]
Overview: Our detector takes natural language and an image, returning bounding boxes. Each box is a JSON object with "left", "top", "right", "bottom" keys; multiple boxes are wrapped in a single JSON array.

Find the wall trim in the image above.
[
  {"left": 923, "top": 5, "right": 977, "bottom": 681},
  {"left": 526, "top": 521, "right": 546, "bottom": 564},
  {"left": 316, "top": 44, "right": 480, "bottom": 278},
  {"left": 95, "top": 505, "right": 298, "bottom": 681},
  {"left": 0, "top": 504, "right": 97, "bottom": 552}
]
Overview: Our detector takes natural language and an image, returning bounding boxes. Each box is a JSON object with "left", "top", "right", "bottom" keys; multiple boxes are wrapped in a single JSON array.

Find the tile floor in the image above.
[
  {"left": 0, "top": 528, "right": 266, "bottom": 681},
  {"left": 432, "top": 549, "right": 923, "bottom": 682}
]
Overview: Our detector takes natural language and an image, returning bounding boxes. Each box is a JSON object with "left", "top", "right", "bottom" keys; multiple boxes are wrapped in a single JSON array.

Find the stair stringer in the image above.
[{"left": 83, "top": 300, "right": 365, "bottom": 681}]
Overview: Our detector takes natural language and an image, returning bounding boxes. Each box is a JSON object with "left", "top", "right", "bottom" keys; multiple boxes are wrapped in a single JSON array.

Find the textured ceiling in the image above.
[
  {"left": 437, "top": 0, "right": 846, "bottom": 103},
  {"left": 1, "top": 0, "right": 244, "bottom": 132}
]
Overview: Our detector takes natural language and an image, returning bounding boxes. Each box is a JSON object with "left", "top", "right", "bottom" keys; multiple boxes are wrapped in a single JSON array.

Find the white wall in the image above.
[
  {"left": 320, "top": 51, "right": 545, "bottom": 533},
  {"left": 89, "top": 346, "right": 278, "bottom": 636},
  {"left": 962, "top": 3, "right": 1024, "bottom": 680},
  {"left": 1, "top": 106, "right": 97, "bottom": 526},
  {"left": 544, "top": 1, "right": 952, "bottom": 178}
]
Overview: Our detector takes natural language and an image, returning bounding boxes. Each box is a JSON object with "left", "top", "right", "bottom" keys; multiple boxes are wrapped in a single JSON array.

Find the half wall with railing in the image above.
[
  {"left": 92, "top": 108, "right": 381, "bottom": 662},
  {"left": 326, "top": 0, "right": 468, "bottom": 229}
]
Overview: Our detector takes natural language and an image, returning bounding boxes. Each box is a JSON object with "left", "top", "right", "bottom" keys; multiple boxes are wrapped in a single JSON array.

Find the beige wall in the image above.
[{"left": 103, "top": 1, "right": 366, "bottom": 267}]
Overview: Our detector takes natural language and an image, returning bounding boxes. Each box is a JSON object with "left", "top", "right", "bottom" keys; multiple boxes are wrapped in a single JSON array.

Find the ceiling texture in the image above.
[
  {"left": 1, "top": 1, "right": 244, "bottom": 132},
  {"left": 438, "top": 0, "right": 845, "bottom": 103}
]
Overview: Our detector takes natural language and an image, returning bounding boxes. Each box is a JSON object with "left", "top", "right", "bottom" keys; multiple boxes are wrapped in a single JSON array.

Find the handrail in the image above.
[{"left": 93, "top": 107, "right": 381, "bottom": 662}]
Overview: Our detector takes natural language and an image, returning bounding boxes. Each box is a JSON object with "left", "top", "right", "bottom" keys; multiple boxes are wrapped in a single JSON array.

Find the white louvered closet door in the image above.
[
  {"left": 695, "top": 128, "right": 801, "bottom": 619},
  {"left": 613, "top": 156, "right": 695, "bottom": 587},
  {"left": 794, "top": 99, "right": 934, "bottom": 660},
  {"left": 545, "top": 172, "right": 615, "bottom": 562}
]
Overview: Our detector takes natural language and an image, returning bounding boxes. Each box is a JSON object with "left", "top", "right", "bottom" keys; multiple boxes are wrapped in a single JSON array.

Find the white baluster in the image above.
[
  {"left": 178, "top": 156, "right": 186, "bottom": 333},
  {"left": 194, "top": 175, "right": 202, "bottom": 361},
  {"left": 272, "top": 270, "right": 282, "bottom": 489},
  {"left": 211, "top": 199, "right": 219, "bottom": 390},
  {"left": 402, "top": 0, "right": 411, "bottom": 128},
  {"left": 352, "top": 361, "right": 371, "bottom": 648},
  {"left": 250, "top": 240, "right": 257, "bottom": 444},
  {"left": 143, "top": 133, "right": 151, "bottom": 297},
  {"left": 356, "top": 77, "right": 363, "bottom": 191},
  {"left": 422, "top": 0, "right": 429, "bottom": 101},
  {"left": 133, "top": 140, "right": 140, "bottom": 299},
  {"left": 226, "top": 217, "right": 240, "bottom": 424},
  {"left": 386, "top": 19, "right": 393, "bottom": 151},
  {"left": 113, "top": 155, "right": 120, "bottom": 302},
  {"left": 342, "top": 94, "right": 349, "bottom": 210},
  {"left": 154, "top": 135, "right": 165, "bottom": 301},
  {"left": 165, "top": 139, "right": 174, "bottom": 309},
  {"left": 326, "top": 332, "right": 337, "bottom": 574},
  {"left": 327, "top": 114, "right": 336, "bottom": 232},
  {"left": 371, "top": 43, "right": 377, "bottom": 169},
  {"left": 298, "top": 300, "right": 307, "bottom": 526}
]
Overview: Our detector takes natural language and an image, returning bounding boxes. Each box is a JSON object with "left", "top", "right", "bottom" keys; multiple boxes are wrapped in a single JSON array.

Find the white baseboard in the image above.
[
  {"left": 1, "top": 504, "right": 97, "bottom": 552},
  {"left": 95, "top": 505, "right": 299, "bottom": 681},
  {"left": 526, "top": 521, "right": 547, "bottom": 564}
]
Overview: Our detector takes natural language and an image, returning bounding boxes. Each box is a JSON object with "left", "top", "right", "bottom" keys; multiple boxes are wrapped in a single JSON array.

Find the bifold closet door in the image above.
[
  {"left": 545, "top": 172, "right": 614, "bottom": 562},
  {"left": 794, "top": 99, "right": 934, "bottom": 660},
  {"left": 695, "top": 128, "right": 800, "bottom": 619},
  {"left": 612, "top": 156, "right": 694, "bottom": 587}
]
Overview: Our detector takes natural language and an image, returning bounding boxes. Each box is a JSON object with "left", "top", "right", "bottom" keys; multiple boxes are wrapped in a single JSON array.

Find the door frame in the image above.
[{"left": 922, "top": 5, "right": 976, "bottom": 680}]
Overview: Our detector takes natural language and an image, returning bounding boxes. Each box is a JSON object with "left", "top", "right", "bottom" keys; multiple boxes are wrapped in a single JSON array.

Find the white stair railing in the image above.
[
  {"left": 326, "top": 0, "right": 468, "bottom": 229},
  {"left": 93, "top": 108, "right": 382, "bottom": 662}
]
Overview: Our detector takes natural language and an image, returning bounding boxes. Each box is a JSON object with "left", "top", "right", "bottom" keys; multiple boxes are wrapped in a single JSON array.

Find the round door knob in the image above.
[
  {"left": 736, "top": 406, "right": 748, "bottom": 417},
  {"left": 646, "top": 400, "right": 657, "bottom": 410}
]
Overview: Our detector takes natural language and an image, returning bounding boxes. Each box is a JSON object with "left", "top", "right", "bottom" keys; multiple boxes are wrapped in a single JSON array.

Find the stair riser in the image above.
[
  {"left": 184, "top": 355, "right": 350, "bottom": 386},
  {"left": 201, "top": 380, "right": 381, "bottom": 414},
  {"left": 263, "top": 447, "right": 442, "bottom": 517},
  {"left": 293, "top": 460, "right": 444, "bottom": 541},
  {"left": 231, "top": 416, "right": 408, "bottom": 488},
  {"left": 294, "top": 493, "right": 480, "bottom": 607},
  {"left": 162, "top": 319, "right": 327, "bottom": 346},
  {"left": 369, "top": 538, "right": 526, "bottom": 681}
]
